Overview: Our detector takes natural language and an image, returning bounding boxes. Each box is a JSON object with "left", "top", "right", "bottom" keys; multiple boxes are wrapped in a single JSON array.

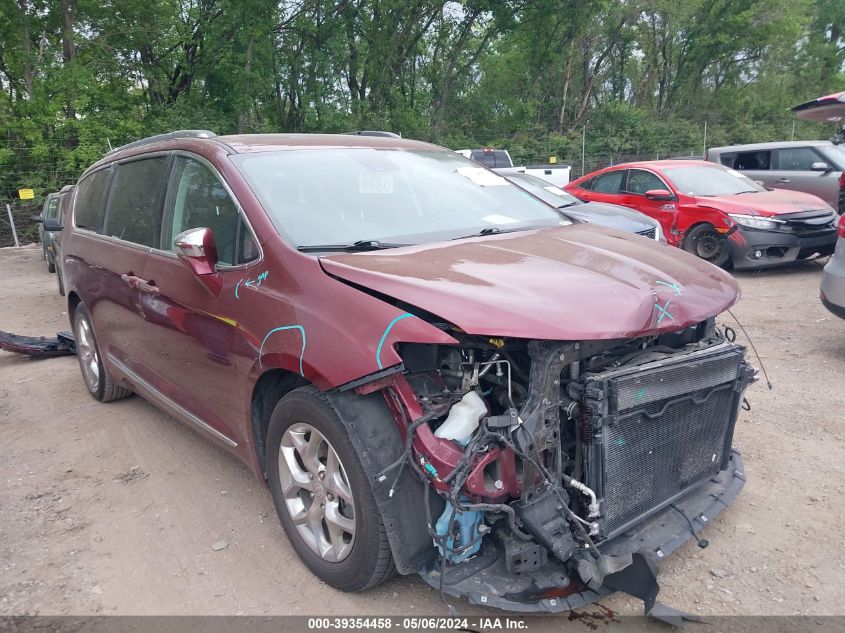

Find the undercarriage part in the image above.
[
  {"left": 0, "top": 330, "right": 75, "bottom": 357},
  {"left": 512, "top": 488, "right": 579, "bottom": 563},
  {"left": 416, "top": 450, "right": 746, "bottom": 613},
  {"left": 496, "top": 526, "right": 548, "bottom": 574}
]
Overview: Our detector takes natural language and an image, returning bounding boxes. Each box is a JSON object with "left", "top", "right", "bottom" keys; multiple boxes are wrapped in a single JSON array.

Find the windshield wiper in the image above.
[
  {"left": 297, "top": 239, "right": 409, "bottom": 253},
  {"left": 557, "top": 201, "right": 580, "bottom": 209},
  {"left": 452, "top": 226, "right": 522, "bottom": 240}
]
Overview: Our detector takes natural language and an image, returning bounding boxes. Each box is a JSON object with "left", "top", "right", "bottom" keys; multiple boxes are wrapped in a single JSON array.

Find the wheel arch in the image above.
[
  {"left": 325, "top": 387, "right": 440, "bottom": 575},
  {"left": 250, "top": 368, "right": 309, "bottom": 477},
  {"left": 67, "top": 291, "right": 82, "bottom": 319}
]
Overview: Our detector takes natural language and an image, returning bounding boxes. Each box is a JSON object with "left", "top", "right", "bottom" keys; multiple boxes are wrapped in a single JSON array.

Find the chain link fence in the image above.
[{"left": 1, "top": 201, "right": 42, "bottom": 248}]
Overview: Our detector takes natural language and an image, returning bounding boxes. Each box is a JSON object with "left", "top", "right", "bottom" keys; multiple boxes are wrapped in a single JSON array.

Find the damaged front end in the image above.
[{"left": 376, "top": 319, "right": 755, "bottom": 614}]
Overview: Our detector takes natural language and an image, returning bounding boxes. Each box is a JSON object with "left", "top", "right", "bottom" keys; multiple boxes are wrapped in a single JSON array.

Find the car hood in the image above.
[
  {"left": 696, "top": 189, "right": 831, "bottom": 217},
  {"left": 563, "top": 202, "right": 657, "bottom": 234},
  {"left": 320, "top": 225, "right": 739, "bottom": 340}
]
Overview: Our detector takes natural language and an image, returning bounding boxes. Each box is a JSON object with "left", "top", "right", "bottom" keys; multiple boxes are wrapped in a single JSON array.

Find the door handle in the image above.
[
  {"left": 121, "top": 273, "right": 159, "bottom": 294},
  {"left": 138, "top": 280, "right": 159, "bottom": 295},
  {"left": 120, "top": 273, "right": 141, "bottom": 287},
  {"left": 776, "top": 178, "right": 791, "bottom": 183}
]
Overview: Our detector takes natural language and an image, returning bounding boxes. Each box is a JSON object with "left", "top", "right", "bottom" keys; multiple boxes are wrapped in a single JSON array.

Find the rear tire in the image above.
[
  {"left": 72, "top": 303, "right": 132, "bottom": 402},
  {"left": 46, "top": 251, "right": 56, "bottom": 273},
  {"left": 683, "top": 223, "right": 731, "bottom": 268},
  {"left": 267, "top": 386, "right": 395, "bottom": 591}
]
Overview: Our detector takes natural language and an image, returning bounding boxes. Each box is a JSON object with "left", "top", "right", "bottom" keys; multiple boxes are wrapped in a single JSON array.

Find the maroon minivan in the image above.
[{"left": 60, "top": 131, "right": 755, "bottom": 614}]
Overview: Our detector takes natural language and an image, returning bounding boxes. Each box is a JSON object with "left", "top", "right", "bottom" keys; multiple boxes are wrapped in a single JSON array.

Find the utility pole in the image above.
[
  {"left": 581, "top": 126, "right": 586, "bottom": 177},
  {"left": 6, "top": 203, "right": 20, "bottom": 247}
]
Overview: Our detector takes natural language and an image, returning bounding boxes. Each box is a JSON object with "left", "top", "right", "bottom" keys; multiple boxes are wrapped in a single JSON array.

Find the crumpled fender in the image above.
[{"left": 326, "top": 387, "right": 442, "bottom": 575}]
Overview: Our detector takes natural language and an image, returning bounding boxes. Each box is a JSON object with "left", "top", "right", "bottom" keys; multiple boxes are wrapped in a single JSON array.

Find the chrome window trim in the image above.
[
  {"left": 107, "top": 353, "right": 238, "bottom": 448},
  {"left": 73, "top": 227, "right": 155, "bottom": 254}
]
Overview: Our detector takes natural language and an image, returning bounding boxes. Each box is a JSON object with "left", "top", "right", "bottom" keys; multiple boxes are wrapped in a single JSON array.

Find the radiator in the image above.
[{"left": 580, "top": 343, "right": 752, "bottom": 540}]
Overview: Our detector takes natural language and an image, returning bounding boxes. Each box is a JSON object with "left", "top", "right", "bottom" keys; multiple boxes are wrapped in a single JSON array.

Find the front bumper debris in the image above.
[
  {"left": 417, "top": 450, "right": 745, "bottom": 613},
  {"left": 0, "top": 330, "right": 76, "bottom": 357}
]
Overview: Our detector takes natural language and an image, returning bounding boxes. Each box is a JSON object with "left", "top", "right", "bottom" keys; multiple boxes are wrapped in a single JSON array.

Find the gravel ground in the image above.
[{"left": 1, "top": 244, "right": 844, "bottom": 623}]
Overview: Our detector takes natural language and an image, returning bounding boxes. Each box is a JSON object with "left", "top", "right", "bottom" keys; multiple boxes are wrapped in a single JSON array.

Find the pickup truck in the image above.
[{"left": 457, "top": 148, "right": 571, "bottom": 187}]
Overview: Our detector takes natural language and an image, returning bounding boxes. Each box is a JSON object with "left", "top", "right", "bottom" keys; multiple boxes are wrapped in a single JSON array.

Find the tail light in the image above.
[
  {"left": 839, "top": 171, "right": 845, "bottom": 189},
  {"left": 838, "top": 214, "right": 845, "bottom": 239}
]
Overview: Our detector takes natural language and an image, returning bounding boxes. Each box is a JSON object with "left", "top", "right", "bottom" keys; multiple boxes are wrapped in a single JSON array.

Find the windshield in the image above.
[
  {"left": 820, "top": 145, "right": 845, "bottom": 170},
  {"left": 662, "top": 164, "right": 766, "bottom": 196},
  {"left": 504, "top": 173, "right": 581, "bottom": 208},
  {"left": 234, "top": 149, "right": 565, "bottom": 248}
]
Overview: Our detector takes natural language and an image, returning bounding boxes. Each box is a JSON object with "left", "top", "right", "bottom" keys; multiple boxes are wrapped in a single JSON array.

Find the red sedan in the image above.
[{"left": 565, "top": 160, "right": 839, "bottom": 269}]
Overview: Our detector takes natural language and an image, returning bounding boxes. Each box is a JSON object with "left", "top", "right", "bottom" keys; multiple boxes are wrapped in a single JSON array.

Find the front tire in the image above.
[
  {"left": 267, "top": 386, "right": 395, "bottom": 591},
  {"left": 72, "top": 303, "right": 132, "bottom": 402},
  {"left": 683, "top": 223, "right": 731, "bottom": 268}
]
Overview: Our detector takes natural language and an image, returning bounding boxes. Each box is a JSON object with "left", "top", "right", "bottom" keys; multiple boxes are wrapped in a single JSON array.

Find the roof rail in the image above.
[
  {"left": 345, "top": 130, "right": 402, "bottom": 138},
  {"left": 107, "top": 130, "right": 217, "bottom": 155}
]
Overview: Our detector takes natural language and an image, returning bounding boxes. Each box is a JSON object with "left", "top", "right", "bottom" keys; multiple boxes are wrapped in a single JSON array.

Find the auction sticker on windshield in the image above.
[
  {"left": 359, "top": 172, "right": 394, "bottom": 194},
  {"left": 482, "top": 214, "right": 519, "bottom": 224}
]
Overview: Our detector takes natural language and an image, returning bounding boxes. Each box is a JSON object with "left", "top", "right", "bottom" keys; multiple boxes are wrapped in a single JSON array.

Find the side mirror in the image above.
[
  {"left": 174, "top": 227, "right": 222, "bottom": 296},
  {"left": 644, "top": 189, "right": 675, "bottom": 201},
  {"left": 43, "top": 217, "right": 63, "bottom": 231},
  {"left": 810, "top": 161, "right": 832, "bottom": 172}
]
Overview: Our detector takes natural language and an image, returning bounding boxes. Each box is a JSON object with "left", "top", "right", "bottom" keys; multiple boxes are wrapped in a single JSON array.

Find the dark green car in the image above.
[{"left": 33, "top": 185, "right": 74, "bottom": 294}]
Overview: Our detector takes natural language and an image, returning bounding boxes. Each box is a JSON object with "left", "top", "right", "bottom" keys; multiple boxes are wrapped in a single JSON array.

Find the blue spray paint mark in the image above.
[
  {"left": 259, "top": 325, "right": 306, "bottom": 376},
  {"left": 235, "top": 271, "right": 269, "bottom": 298},
  {"left": 655, "top": 299, "right": 675, "bottom": 324},
  {"left": 655, "top": 280, "right": 683, "bottom": 296},
  {"left": 375, "top": 313, "right": 414, "bottom": 369}
]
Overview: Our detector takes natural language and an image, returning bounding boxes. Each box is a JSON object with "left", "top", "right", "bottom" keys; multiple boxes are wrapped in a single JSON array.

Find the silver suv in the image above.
[{"left": 707, "top": 141, "right": 845, "bottom": 213}]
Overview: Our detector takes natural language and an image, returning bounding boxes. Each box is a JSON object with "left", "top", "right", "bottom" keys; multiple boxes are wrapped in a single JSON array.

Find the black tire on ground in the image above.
[
  {"left": 683, "top": 223, "right": 731, "bottom": 268},
  {"left": 266, "top": 385, "right": 396, "bottom": 592},
  {"left": 47, "top": 252, "right": 56, "bottom": 273},
  {"left": 72, "top": 303, "right": 132, "bottom": 402}
]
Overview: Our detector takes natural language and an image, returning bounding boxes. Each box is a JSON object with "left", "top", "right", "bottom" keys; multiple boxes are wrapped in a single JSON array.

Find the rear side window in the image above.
[
  {"left": 470, "top": 150, "right": 511, "bottom": 168},
  {"left": 776, "top": 147, "right": 821, "bottom": 171},
  {"left": 590, "top": 171, "right": 624, "bottom": 194},
  {"left": 105, "top": 157, "right": 169, "bottom": 247},
  {"left": 733, "top": 151, "right": 771, "bottom": 171},
  {"left": 717, "top": 152, "right": 735, "bottom": 167},
  {"left": 164, "top": 156, "right": 258, "bottom": 266},
  {"left": 74, "top": 167, "right": 113, "bottom": 232}
]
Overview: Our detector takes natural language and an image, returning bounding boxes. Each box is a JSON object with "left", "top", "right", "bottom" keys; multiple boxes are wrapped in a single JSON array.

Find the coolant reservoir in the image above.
[{"left": 434, "top": 391, "right": 487, "bottom": 445}]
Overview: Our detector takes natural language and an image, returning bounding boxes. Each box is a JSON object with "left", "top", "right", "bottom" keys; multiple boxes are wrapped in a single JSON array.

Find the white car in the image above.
[{"left": 821, "top": 213, "right": 845, "bottom": 319}]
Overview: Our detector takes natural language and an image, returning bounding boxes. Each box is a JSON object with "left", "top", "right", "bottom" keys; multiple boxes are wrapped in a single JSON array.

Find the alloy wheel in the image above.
[
  {"left": 74, "top": 314, "right": 100, "bottom": 392},
  {"left": 278, "top": 423, "right": 356, "bottom": 562}
]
